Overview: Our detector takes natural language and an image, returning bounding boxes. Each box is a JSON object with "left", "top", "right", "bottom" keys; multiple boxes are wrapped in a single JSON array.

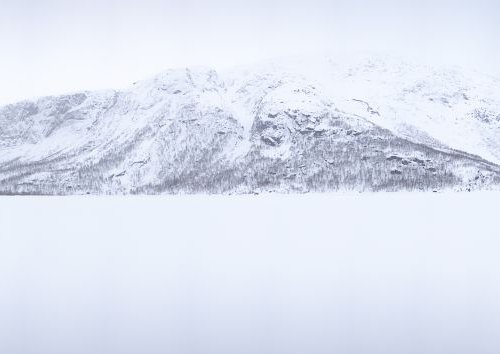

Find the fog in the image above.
[
  {"left": 1, "top": 193, "right": 499, "bottom": 354},
  {"left": 1, "top": 0, "right": 499, "bottom": 104}
]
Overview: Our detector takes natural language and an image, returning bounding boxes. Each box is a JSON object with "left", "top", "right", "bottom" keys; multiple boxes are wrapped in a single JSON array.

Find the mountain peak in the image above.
[{"left": 1, "top": 55, "right": 500, "bottom": 194}]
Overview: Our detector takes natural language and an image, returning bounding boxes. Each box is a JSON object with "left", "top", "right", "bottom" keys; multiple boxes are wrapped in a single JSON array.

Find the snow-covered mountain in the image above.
[{"left": 1, "top": 55, "right": 500, "bottom": 195}]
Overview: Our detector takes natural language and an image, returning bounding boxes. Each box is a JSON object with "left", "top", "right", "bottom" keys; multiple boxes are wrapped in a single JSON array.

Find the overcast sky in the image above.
[{"left": 1, "top": 0, "right": 499, "bottom": 104}]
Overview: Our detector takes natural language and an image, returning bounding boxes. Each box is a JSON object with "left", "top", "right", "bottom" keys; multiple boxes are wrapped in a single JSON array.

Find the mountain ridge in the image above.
[{"left": 1, "top": 55, "right": 500, "bottom": 194}]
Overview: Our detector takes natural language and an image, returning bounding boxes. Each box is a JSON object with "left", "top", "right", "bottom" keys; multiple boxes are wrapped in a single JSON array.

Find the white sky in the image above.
[{"left": 1, "top": 0, "right": 499, "bottom": 105}]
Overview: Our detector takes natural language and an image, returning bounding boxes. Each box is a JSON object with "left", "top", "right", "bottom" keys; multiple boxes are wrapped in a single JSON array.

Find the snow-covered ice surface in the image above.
[
  {"left": 1, "top": 193, "right": 500, "bottom": 354},
  {"left": 1, "top": 54, "right": 500, "bottom": 194}
]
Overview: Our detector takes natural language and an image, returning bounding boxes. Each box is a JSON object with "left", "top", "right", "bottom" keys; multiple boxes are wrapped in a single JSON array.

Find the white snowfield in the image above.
[
  {"left": 0, "top": 54, "right": 500, "bottom": 194},
  {"left": 1, "top": 193, "right": 500, "bottom": 354}
]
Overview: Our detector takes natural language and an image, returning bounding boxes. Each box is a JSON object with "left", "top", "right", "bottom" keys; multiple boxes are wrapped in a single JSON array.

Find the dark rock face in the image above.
[{"left": 469, "top": 108, "right": 500, "bottom": 124}]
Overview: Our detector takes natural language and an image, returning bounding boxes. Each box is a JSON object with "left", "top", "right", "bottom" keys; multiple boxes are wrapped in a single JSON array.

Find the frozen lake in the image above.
[{"left": 1, "top": 193, "right": 499, "bottom": 354}]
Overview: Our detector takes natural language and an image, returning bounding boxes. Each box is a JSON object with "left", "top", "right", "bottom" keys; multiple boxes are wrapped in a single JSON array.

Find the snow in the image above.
[
  {"left": 1, "top": 53, "right": 500, "bottom": 194},
  {"left": 235, "top": 53, "right": 500, "bottom": 164},
  {"left": 1, "top": 193, "right": 500, "bottom": 354}
]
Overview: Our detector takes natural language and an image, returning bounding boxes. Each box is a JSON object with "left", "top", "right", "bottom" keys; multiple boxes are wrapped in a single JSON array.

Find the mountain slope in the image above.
[{"left": 1, "top": 57, "right": 500, "bottom": 195}]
